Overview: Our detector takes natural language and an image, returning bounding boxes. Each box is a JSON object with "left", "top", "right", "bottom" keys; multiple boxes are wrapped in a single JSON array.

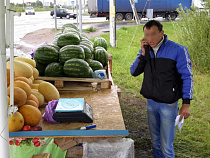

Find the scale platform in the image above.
[{"left": 53, "top": 98, "right": 93, "bottom": 123}]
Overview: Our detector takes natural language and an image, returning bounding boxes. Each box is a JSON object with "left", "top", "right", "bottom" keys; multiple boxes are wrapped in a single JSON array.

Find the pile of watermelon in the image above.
[{"left": 33, "top": 23, "right": 108, "bottom": 78}]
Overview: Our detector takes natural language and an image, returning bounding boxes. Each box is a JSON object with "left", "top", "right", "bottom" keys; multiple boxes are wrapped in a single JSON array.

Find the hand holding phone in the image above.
[{"left": 140, "top": 37, "right": 149, "bottom": 56}]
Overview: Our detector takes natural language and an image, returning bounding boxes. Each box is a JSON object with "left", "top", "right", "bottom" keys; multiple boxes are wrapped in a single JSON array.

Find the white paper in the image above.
[{"left": 175, "top": 115, "right": 184, "bottom": 133}]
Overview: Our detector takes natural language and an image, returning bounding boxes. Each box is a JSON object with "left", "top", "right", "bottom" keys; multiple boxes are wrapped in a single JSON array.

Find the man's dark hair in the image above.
[{"left": 143, "top": 20, "right": 163, "bottom": 32}]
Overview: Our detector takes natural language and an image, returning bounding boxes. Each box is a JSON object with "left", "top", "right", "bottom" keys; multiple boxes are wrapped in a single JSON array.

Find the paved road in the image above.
[
  {"left": 14, "top": 11, "right": 170, "bottom": 42},
  {"left": 14, "top": 11, "right": 107, "bottom": 42}
]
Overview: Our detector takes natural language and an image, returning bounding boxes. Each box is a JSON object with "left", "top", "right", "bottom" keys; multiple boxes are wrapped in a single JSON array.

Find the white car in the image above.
[{"left": 25, "top": 7, "right": 35, "bottom": 15}]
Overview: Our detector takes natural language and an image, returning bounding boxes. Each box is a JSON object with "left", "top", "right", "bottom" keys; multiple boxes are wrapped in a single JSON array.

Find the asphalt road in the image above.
[
  {"left": 13, "top": 11, "right": 169, "bottom": 43},
  {"left": 14, "top": 11, "right": 107, "bottom": 42}
]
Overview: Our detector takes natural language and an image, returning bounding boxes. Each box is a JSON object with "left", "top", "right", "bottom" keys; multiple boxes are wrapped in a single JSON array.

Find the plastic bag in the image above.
[
  {"left": 92, "top": 69, "right": 107, "bottom": 80},
  {"left": 83, "top": 138, "right": 134, "bottom": 158},
  {"left": 42, "top": 100, "right": 60, "bottom": 124}
]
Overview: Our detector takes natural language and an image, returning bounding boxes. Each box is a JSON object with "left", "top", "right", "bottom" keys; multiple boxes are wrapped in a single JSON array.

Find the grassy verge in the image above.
[
  {"left": 92, "top": 23, "right": 210, "bottom": 157},
  {"left": 83, "top": 27, "right": 97, "bottom": 33},
  {"left": 9, "top": 6, "right": 53, "bottom": 12}
]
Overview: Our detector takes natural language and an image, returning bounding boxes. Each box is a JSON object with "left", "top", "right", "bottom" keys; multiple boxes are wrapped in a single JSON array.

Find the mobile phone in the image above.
[{"left": 143, "top": 38, "right": 150, "bottom": 60}]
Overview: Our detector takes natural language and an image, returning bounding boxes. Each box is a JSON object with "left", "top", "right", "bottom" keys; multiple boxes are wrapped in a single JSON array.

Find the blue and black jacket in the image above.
[{"left": 130, "top": 35, "right": 193, "bottom": 104}]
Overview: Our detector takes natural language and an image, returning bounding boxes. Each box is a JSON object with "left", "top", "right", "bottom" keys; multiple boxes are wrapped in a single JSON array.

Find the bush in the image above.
[{"left": 172, "top": 3, "right": 210, "bottom": 72}]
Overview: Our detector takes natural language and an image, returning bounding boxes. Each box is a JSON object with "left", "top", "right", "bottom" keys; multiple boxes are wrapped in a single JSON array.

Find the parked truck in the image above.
[{"left": 88, "top": 0, "right": 192, "bottom": 20}]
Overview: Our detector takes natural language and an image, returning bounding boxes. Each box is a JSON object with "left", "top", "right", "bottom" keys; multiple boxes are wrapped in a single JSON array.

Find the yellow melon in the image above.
[
  {"left": 25, "top": 100, "right": 38, "bottom": 108},
  {"left": 7, "top": 87, "right": 27, "bottom": 107},
  {"left": 38, "top": 82, "right": 60, "bottom": 102},
  {"left": 30, "top": 76, "right": 34, "bottom": 83},
  {"left": 27, "top": 94, "right": 39, "bottom": 105},
  {"left": 31, "top": 84, "right": 39, "bottom": 90},
  {"left": 33, "top": 68, "right": 39, "bottom": 80},
  {"left": 7, "top": 60, "right": 33, "bottom": 78},
  {"left": 8, "top": 112, "right": 24, "bottom": 132},
  {"left": 7, "top": 96, "right": 10, "bottom": 106},
  {"left": 33, "top": 80, "right": 44, "bottom": 84},
  {"left": 18, "top": 105, "right": 42, "bottom": 126},
  {"left": 7, "top": 68, "right": 10, "bottom": 87},
  {"left": 14, "top": 57, "right": 36, "bottom": 68},
  {"left": 15, "top": 77, "right": 31, "bottom": 86},
  {"left": 31, "top": 89, "right": 45, "bottom": 107},
  {"left": 14, "top": 80, "right": 31, "bottom": 97}
]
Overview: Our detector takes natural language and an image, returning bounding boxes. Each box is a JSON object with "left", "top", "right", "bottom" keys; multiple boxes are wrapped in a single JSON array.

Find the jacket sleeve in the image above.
[
  {"left": 176, "top": 46, "right": 193, "bottom": 104},
  {"left": 130, "top": 49, "right": 147, "bottom": 77}
]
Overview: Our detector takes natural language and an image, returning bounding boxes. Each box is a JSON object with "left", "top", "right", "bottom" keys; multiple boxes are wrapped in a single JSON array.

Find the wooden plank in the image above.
[
  {"left": 38, "top": 77, "right": 110, "bottom": 83},
  {"left": 9, "top": 130, "right": 129, "bottom": 138},
  {"left": 66, "top": 146, "right": 83, "bottom": 158},
  {"left": 9, "top": 86, "right": 127, "bottom": 138},
  {"left": 54, "top": 80, "right": 64, "bottom": 88},
  {"left": 30, "top": 153, "right": 52, "bottom": 158}
]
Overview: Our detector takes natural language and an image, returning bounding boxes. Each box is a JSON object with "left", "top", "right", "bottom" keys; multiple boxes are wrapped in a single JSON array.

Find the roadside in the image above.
[{"left": 17, "top": 27, "right": 153, "bottom": 157}]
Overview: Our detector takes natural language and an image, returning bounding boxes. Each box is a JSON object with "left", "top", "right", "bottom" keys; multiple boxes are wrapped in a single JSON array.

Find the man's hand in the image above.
[
  {"left": 140, "top": 37, "right": 148, "bottom": 56},
  {"left": 179, "top": 104, "right": 190, "bottom": 122}
]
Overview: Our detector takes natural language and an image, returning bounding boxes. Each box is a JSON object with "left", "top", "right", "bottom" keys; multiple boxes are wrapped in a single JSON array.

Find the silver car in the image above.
[{"left": 25, "top": 7, "right": 35, "bottom": 15}]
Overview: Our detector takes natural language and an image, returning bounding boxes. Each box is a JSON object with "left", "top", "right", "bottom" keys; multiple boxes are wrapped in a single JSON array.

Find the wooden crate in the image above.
[
  {"left": 38, "top": 58, "right": 113, "bottom": 91},
  {"left": 30, "top": 153, "right": 52, "bottom": 158},
  {"left": 65, "top": 146, "right": 83, "bottom": 158}
]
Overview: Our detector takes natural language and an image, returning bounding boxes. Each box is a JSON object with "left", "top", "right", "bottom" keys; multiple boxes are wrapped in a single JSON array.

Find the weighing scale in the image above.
[{"left": 53, "top": 98, "right": 93, "bottom": 123}]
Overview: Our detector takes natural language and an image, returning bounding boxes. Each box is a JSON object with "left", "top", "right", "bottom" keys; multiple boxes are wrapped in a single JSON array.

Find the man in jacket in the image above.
[{"left": 130, "top": 20, "right": 193, "bottom": 158}]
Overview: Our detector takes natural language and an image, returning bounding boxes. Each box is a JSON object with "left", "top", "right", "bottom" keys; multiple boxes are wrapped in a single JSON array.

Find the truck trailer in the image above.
[{"left": 88, "top": 0, "right": 192, "bottom": 20}]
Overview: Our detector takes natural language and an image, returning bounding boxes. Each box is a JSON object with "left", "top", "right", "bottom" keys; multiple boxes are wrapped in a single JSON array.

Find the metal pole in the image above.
[
  {"left": 0, "top": 0, "right": 10, "bottom": 157},
  {"left": 6, "top": 0, "right": 10, "bottom": 47},
  {"left": 109, "top": 0, "right": 116, "bottom": 47},
  {"left": 76, "top": 0, "right": 79, "bottom": 28},
  {"left": 10, "top": 11, "right": 15, "bottom": 109},
  {"left": 54, "top": 0, "right": 57, "bottom": 30},
  {"left": 84, "top": 0, "right": 85, "bottom": 13},
  {"left": 79, "top": 0, "right": 82, "bottom": 33}
]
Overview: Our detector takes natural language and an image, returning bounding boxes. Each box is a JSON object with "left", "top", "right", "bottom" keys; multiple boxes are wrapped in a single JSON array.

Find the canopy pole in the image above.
[{"left": 0, "top": 0, "right": 10, "bottom": 156}]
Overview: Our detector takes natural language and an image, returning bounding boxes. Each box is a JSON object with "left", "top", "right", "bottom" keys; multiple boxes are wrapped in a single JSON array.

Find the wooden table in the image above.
[{"left": 9, "top": 86, "right": 128, "bottom": 138}]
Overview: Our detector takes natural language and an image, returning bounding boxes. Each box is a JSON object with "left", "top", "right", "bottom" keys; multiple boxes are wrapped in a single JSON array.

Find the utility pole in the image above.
[
  {"left": 84, "top": 0, "right": 85, "bottom": 13},
  {"left": 79, "top": 0, "right": 82, "bottom": 33},
  {"left": 54, "top": 0, "right": 57, "bottom": 30},
  {"left": 76, "top": 0, "right": 79, "bottom": 28},
  {"left": 109, "top": 0, "right": 116, "bottom": 47},
  {"left": 130, "top": 0, "right": 140, "bottom": 24}
]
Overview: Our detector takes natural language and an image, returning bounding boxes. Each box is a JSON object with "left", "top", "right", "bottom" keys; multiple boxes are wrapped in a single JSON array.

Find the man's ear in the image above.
[{"left": 161, "top": 30, "right": 164, "bottom": 36}]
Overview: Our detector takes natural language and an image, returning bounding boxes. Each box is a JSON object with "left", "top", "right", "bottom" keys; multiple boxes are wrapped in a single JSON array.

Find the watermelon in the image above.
[
  {"left": 63, "top": 59, "right": 93, "bottom": 78},
  {"left": 51, "top": 39, "right": 58, "bottom": 45},
  {"left": 81, "top": 33, "right": 89, "bottom": 40},
  {"left": 81, "top": 39, "right": 94, "bottom": 47},
  {"left": 79, "top": 45, "right": 92, "bottom": 60},
  {"left": 80, "top": 41, "right": 94, "bottom": 52},
  {"left": 45, "top": 62, "right": 64, "bottom": 77},
  {"left": 43, "top": 44, "right": 60, "bottom": 51},
  {"left": 94, "top": 48, "right": 108, "bottom": 67},
  {"left": 57, "top": 33, "right": 80, "bottom": 48},
  {"left": 94, "top": 37, "right": 108, "bottom": 50},
  {"left": 34, "top": 45, "right": 59, "bottom": 65},
  {"left": 54, "top": 32, "right": 63, "bottom": 38},
  {"left": 36, "top": 62, "right": 46, "bottom": 76},
  {"left": 59, "top": 45, "right": 85, "bottom": 63},
  {"left": 87, "top": 59, "right": 103, "bottom": 72},
  {"left": 63, "top": 27, "right": 80, "bottom": 37},
  {"left": 62, "top": 23, "right": 78, "bottom": 32}
]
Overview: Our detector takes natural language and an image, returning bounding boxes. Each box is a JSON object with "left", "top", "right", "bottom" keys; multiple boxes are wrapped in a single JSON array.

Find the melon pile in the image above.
[
  {"left": 33, "top": 23, "right": 109, "bottom": 78},
  {"left": 7, "top": 57, "right": 60, "bottom": 132}
]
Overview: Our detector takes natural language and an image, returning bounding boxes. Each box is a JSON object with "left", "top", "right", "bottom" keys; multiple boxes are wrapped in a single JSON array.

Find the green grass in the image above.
[
  {"left": 83, "top": 27, "right": 97, "bottom": 33},
  {"left": 93, "top": 23, "right": 210, "bottom": 157},
  {"left": 9, "top": 6, "right": 53, "bottom": 12}
]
